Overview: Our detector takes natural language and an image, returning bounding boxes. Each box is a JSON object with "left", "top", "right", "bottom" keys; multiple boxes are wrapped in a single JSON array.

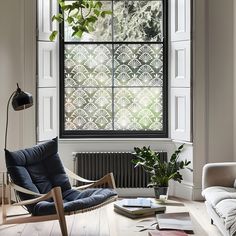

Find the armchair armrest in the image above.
[
  {"left": 10, "top": 181, "right": 43, "bottom": 197},
  {"left": 202, "top": 162, "right": 236, "bottom": 190},
  {"left": 12, "top": 186, "right": 62, "bottom": 206},
  {"left": 65, "top": 167, "right": 116, "bottom": 189},
  {"left": 65, "top": 167, "right": 95, "bottom": 183},
  {"left": 73, "top": 173, "right": 116, "bottom": 190}
]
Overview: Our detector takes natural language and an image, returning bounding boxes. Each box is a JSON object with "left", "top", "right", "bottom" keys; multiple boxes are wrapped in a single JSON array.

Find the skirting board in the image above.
[
  {"left": 116, "top": 188, "right": 155, "bottom": 197},
  {"left": 117, "top": 185, "right": 204, "bottom": 200},
  {"left": 170, "top": 182, "right": 204, "bottom": 201}
]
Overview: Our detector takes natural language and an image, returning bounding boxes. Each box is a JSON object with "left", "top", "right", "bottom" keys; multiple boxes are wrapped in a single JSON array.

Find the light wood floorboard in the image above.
[{"left": 0, "top": 198, "right": 222, "bottom": 236}]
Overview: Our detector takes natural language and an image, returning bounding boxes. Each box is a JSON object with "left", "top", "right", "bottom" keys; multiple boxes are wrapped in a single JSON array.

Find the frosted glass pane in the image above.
[
  {"left": 114, "top": 44, "right": 163, "bottom": 86},
  {"left": 65, "top": 88, "right": 112, "bottom": 130},
  {"left": 114, "top": 87, "right": 163, "bottom": 130},
  {"left": 64, "top": 44, "right": 112, "bottom": 87}
]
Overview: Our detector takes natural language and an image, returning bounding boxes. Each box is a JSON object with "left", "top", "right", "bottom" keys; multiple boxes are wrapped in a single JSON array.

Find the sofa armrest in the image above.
[{"left": 202, "top": 162, "right": 236, "bottom": 191}]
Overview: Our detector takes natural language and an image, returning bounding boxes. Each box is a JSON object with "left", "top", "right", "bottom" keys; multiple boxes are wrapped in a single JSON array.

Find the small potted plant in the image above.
[{"left": 132, "top": 144, "right": 191, "bottom": 199}]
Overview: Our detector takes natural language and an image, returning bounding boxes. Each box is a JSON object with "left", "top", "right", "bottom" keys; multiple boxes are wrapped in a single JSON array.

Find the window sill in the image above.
[{"left": 58, "top": 137, "right": 172, "bottom": 143}]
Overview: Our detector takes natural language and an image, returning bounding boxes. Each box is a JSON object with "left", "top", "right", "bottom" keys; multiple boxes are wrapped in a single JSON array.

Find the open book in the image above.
[
  {"left": 156, "top": 212, "right": 193, "bottom": 232},
  {"left": 122, "top": 198, "right": 152, "bottom": 208}
]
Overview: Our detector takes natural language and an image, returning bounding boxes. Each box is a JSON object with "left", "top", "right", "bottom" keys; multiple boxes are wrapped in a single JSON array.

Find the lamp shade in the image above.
[
  {"left": 12, "top": 85, "right": 33, "bottom": 111},
  {"left": 4, "top": 83, "right": 34, "bottom": 150}
]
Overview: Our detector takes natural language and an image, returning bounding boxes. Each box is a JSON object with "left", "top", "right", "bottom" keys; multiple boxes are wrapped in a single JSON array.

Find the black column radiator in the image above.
[{"left": 73, "top": 151, "right": 167, "bottom": 188}]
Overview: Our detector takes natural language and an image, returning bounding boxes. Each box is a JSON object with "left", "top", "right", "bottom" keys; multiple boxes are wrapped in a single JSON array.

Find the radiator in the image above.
[{"left": 73, "top": 151, "right": 167, "bottom": 188}]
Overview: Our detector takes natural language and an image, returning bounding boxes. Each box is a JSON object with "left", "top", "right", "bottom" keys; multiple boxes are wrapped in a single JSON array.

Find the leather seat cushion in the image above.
[{"left": 32, "top": 188, "right": 117, "bottom": 216}]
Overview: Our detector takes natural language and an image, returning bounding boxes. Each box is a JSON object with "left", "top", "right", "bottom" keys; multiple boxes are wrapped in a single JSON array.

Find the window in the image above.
[{"left": 60, "top": 0, "right": 168, "bottom": 138}]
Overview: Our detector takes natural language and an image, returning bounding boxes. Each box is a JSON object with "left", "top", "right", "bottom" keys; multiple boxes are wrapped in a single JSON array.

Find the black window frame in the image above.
[{"left": 59, "top": 0, "right": 168, "bottom": 139}]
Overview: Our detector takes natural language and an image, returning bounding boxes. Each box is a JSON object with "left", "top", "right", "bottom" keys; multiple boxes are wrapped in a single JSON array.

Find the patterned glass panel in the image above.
[
  {"left": 114, "top": 87, "right": 163, "bottom": 130},
  {"left": 65, "top": 88, "right": 112, "bottom": 130},
  {"left": 65, "top": 44, "right": 112, "bottom": 87},
  {"left": 64, "top": 1, "right": 112, "bottom": 42},
  {"left": 62, "top": 0, "right": 165, "bottom": 134},
  {"left": 113, "top": 1, "right": 162, "bottom": 42},
  {"left": 114, "top": 44, "right": 163, "bottom": 86}
]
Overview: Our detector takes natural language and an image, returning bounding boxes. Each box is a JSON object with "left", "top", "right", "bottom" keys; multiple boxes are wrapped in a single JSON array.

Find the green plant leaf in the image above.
[
  {"left": 87, "top": 15, "right": 98, "bottom": 23},
  {"left": 94, "top": 9, "right": 100, "bottom": 16},
  {"left": 67, "top": 16, "right": 73, "bottom": 24},
  {"left": 94, "top": 1, "right": 102, "bottom": 9},
  {"left": 49, "top": 30, "right": 58, "bottom": 41},
  {"left": 101, "top": 10, "right": 111, "bottom": 18}
]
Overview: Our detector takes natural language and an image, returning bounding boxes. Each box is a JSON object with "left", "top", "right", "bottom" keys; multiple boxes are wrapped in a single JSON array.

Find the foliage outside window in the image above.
[{"left": 60, "top": 0, "right": 168, "bottom": 138}]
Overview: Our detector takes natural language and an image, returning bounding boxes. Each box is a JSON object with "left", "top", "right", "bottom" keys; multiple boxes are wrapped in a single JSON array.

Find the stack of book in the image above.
[{"left": 114, "top": 198, "right": 166, "bottom": 219}]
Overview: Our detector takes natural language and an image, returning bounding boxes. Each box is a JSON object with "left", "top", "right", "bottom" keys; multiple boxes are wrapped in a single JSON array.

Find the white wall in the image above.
[
  {"left": 192, "top": 0, "right": 235, "bottom": 199},
  {"left": 0, "top": 0, "right": 36, "bottom": 174},
  {"left": 234, "top": 1, "right": 236, "bottom": 162},
  {"left": 207, "top": 0, "right": 234, "bottom": 163}
]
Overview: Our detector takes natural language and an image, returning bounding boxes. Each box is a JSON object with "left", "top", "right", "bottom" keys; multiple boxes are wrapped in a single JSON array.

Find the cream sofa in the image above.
[{"left": 202, "top": 163, "right": 236, "bottom": 236}]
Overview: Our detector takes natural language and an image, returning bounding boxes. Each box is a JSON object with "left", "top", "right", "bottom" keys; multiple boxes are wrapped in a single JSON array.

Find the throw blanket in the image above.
[
  {"left": 225, "top": 209, "right": 236, "bottom": 236},
  {"left": 214, "top": 198, "right": 236, "bottom": 236}
]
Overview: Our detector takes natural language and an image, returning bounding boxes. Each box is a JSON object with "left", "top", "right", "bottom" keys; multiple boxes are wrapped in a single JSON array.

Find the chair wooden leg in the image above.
[
  {"left": 51, "top": 187, "right": 68, "bottom": 236},
  {"left": 2, "top": 172, "right": 7, "bottom": 224}
]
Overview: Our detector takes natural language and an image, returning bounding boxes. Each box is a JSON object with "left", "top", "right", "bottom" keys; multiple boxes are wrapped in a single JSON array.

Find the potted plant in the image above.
[
  {"left": 49, "top": 0, "right": 111, "bottom": 41},
  {"left": 132, "top": 144, "right": 191, "bottom": 199}
]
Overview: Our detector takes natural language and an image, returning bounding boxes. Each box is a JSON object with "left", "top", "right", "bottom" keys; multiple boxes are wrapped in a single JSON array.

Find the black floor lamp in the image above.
[{"left": 4, "top": 83, "right": 33, "bottom": 150}]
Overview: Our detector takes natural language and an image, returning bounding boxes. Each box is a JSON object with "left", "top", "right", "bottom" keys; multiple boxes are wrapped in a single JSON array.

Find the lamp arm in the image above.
[{"left": 4, "top": 91, "right": 16, "bottom": 150}]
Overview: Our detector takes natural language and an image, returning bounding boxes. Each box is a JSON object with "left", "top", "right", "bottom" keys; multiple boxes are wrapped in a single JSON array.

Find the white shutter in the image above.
[
  {"left": 171, "top": 88, "right": 191, "bottom": 141},
  {"left": 170, "top": 0, "right": 191, "bottom": 142},
  {"left": 37, "top": 0, "right": 58, "bottom": 142},
  {"left": 38, "top": 42, "right": 57, "bottom": 87},
  {"left": 38, "top": 88, "right": 57, "bottom": 141},
  {"left": 171, "top": 41, "right": 191, "bottom": 87},
  {"left": 37, "top": 0, "right": 58, "bottom": 41},
  {"left": 171, "top": 0, "right": 191, "bottom": 41}
]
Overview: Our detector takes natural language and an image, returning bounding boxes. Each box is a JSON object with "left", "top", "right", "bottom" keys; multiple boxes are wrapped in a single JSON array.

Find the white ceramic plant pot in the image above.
[{"left": 154, "top": 186, "right": 169, "bottom": 200}]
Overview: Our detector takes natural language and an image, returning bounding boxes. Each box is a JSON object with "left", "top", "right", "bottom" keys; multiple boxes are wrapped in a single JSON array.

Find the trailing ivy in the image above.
[{"left": 50, "top": 0, "right": 112, "bottom": 41}]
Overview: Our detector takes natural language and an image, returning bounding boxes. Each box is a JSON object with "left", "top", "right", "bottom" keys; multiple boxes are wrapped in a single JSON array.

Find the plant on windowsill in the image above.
[
  {"left": 49, "top": 0, "right": 111, "bottom": 41},
  {"left": 132, "top": 144, "right": 191, "bottom": 200}
]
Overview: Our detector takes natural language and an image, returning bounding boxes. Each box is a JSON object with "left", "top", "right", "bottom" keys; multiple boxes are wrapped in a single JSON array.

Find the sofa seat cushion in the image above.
[
  {"left": 32, "top": 188, "right": 117, "bottom": 216},
  {"left": 203, "top": 186, "right": 236, "bottom": 235},
  {"left": 202, "top": 186, "right": 236, "bottom": 207}
]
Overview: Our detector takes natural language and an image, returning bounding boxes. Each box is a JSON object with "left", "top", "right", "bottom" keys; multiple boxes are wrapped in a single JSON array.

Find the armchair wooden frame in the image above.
[{"left": 1, "top": 168, "right": 117, "bottom": 236}]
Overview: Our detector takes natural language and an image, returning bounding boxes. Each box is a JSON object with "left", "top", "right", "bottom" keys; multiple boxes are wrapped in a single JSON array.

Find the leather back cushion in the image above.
[{"left": 5, "top": 138, "right": 71, "bottom": 201}]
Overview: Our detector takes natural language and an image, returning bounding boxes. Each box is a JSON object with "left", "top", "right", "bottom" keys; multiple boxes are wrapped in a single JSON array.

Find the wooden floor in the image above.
[{"left": 0, "top": 198, "right": 222, "bottom": 236}]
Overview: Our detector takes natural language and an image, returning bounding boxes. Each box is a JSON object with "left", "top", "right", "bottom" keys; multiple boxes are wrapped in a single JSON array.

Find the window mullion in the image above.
[{"left": 111, "top": 0, "right": 115, "bottom": 130}]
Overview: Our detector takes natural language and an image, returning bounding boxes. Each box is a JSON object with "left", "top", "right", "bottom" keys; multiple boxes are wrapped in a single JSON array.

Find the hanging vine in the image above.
[{"left": 50, "top": 0, "right": 111, "bottom": 41}]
